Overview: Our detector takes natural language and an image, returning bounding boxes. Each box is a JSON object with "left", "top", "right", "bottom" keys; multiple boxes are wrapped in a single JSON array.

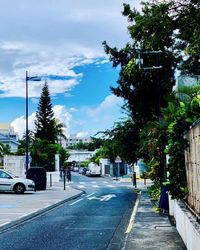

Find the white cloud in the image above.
[
  {"left": 11, "top": 105, "right": 72, "bottom": 139},
  {"left": 76, "top": 132, "right": 89, "bottom": 138},
  {"left": 70, "top": 107, "right": 78, "bottom": 112},
  {"left": 68, "top": 94, "right": 126, "bottom": 136},
  {"left": 11, "top": 113, "right": 36, "bottom": 139},
  {"left": 0, "top": 45, "right": 86, "bottom": 98},
  {"left": 1, "top": 0, "right": 137, "bottom": 137},
  {"left": 86, "top": 94, "right": 124, "bottom": 121},
  {"left": 52, "top": 105, "right": 72, "bottom": 137},
  {"left": 0, "top": 0, "right": 140, "bottom": 98}
]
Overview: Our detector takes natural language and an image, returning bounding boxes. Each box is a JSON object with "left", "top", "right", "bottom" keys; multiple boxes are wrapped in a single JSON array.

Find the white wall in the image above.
[
  {"left": 67, "top": 150, "right": 94, "bottom": 163},
  {"left": 169, "top": 195, "right": 200, "bottom": 250},
  {"left": 4, "top": 155, "right": 26, "bottom": 177},
  {"left": 99, "top": 158, "right": 111, "bottom": 176}
]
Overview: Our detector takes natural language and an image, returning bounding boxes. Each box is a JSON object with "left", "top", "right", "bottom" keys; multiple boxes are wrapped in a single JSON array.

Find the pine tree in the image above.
[{"left": 35, "top": 81, "right": 56, "bottom": 143}]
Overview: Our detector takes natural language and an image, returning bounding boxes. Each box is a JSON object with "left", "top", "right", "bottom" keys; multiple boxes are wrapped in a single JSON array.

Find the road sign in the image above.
[{"left": 115, "top": 156, "right": 122, "bottom": 163}]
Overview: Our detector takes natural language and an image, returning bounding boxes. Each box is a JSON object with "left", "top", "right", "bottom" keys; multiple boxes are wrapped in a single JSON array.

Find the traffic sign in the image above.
[{"left": 115, "top": 156, "right": 122, "bottom": 163}]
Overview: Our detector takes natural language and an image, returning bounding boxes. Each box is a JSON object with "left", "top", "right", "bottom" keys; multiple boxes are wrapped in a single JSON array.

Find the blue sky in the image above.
[{"left": 0, "top": 0, "right": 140, "bottom": 138}]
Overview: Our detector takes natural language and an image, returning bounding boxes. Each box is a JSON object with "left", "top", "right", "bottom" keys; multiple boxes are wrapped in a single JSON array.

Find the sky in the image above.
[{"left": 0, "top": 0, "right": 140, "bottom": 138}]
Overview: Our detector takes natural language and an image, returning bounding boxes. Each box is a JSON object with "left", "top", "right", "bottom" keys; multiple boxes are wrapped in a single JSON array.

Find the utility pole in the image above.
[
  {"left": 136, "top": 49, "right": 162, "bottom": 117},
  {"left": 136, "top": 49, "right": 166, "bottom": 185}
]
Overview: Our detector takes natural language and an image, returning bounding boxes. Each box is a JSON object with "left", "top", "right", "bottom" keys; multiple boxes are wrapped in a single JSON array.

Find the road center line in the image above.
[
  {"left": 69, "top": 198, "right": 83, "bottom": 206},
  {"left": 86, "top": 193, "right": 95, "bottom": 198}
]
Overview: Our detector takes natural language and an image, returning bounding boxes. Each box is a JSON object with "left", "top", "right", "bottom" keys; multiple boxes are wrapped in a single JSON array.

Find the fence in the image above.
[{"left": 185, "top": 123, "right": 200, "bottom": 215}]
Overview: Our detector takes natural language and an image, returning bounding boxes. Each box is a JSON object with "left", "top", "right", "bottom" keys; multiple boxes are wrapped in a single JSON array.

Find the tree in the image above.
[
  {"left": 103, "top": 0, "right": 199, "bottom": 197},
  {"left": 30, "top": 138, "right": 61, "bottom": 171},
  {"left": 33, "top": 81, "right": 68, "bottom": 171},
  {"left": 103, "top": 120, "right": 139, "bottom": 164},
  {"left": 35, "top": 81, "right": 57, "bottom": 143},
  {"left": 0, "top": 143, "right": 11, "bottom": 156},
  {"left": 16, "top": 130, "right": 34, "bottom": 155},
  {"left": 103, "top": 2, "right": 177, "bottom": 126}
]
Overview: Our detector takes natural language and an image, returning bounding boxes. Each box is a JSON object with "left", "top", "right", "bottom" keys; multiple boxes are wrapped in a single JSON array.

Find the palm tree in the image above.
[{"left": 54, "top": 119, "right": 67, "bottom": 144}]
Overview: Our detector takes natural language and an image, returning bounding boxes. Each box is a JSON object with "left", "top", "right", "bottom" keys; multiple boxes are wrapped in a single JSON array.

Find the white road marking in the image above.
[
  {"left": 92, "top": 185, "right": 99, "bottom": 188},
  {"left": 88, "top": 194, "right": 117, "bottom": 202},
  {"left": 86, "top": 193, "right": 95, "bottom": 198},
  {"left": 91, "top": 181, "right": 96, "bottom": 184},
  {"left": 103, "top": 181, "right": 108, "bottom": 184},
  {"left": 88, "top": 196, "right": 101, "bottom": 201},
  {"left": 69, "top": 198, "right": 83, "bottom": 206},
  {"left": 100, "top": 194, "right": 116, "bottom": 201},
  {"left": 79, "top": 182, "right": 85, "bottom": 184},
  {"left": 107, "top": 185, "right": 115, "bottom": 188},
  {"left": 77, "top": 185, "right": 85, "bottom": 189}
]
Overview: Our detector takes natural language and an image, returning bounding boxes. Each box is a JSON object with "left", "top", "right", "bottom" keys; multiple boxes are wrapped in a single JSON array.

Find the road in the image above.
[{"left": 0, "top": 173, "right": 137, "bottom": 250}]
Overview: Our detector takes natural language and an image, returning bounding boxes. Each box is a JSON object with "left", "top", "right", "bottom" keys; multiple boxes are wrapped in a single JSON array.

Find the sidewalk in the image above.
[
  {"left": 123, "top": 184, "right": 187, "bottom": 250},
  {"left": 0, "top": 182, "right": 84, "bottom": 232}
]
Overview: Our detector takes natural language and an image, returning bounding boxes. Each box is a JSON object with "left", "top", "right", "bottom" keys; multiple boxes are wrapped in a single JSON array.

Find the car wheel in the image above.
[{"left": 14, "top": 183, "right": 25, "bottom": 194}]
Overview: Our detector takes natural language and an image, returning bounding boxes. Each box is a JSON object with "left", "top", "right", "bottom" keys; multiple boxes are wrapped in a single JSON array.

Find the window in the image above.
[{"left": 0, "top": 171, "right": 10, "bottom": 179}]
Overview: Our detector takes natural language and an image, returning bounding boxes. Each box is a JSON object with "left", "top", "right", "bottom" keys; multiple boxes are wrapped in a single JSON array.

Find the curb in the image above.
[
  {"left": 121, "top": 188, "right": 144, "bottom": 250},
  {"left": 0, "top": 190, "right": 84, "bottom": 233}
]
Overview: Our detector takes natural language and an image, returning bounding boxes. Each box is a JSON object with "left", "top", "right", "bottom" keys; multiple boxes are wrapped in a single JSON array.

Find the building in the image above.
[
  {"left": 67, "top": 150, "right": 95, "bottom": 164},
  {"left": 0, "top": 124, "right": 19, "bottom": 152},
  {"left": 65, "top": 134, "right": 92, "bottom": 147}
]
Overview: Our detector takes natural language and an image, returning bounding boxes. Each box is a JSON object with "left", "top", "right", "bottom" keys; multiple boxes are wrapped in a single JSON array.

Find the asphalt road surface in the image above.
[{"left": 0, "top": 173, "right": 137, "bottom": 250}]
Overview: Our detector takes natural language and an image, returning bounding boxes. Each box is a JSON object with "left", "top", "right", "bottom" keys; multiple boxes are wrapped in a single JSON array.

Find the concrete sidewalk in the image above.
[
  {"left": 123, "top": 185, "right": 186, "bottom": 250},
  {"left": 0, "top": 182, "right": 84, "bottom": 232}
]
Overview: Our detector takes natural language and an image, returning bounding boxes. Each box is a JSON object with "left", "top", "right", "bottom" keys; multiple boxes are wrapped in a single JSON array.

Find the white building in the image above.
[
  {"left": 0, "top": 124, "right": 19, "bottom": 152},
  {"left": 67, "top": 150, "right": 95, "bottom": 163},
  {"left": 65, "top": 134, "right": 92, "bottom": 147}
]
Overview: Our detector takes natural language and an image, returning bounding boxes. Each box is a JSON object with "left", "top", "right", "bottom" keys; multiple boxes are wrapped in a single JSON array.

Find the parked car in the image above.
[
  {"left": 82, "top": 167, "right": 88, "bottom": 175},
  {"left": 72, "top": 166, "right": 79, "bottom": 172},
  {"left": 86, "top": 162, "right": 101, "bottom": 177},
  {"left": 78, "top": 167, "right": 84, "bottom": 174},
  {"left": 0, "top": 169, "right": 35, "bottom": 194}
]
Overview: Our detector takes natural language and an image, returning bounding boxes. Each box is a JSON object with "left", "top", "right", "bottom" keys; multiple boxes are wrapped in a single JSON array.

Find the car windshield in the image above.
[{"left": 4, "top": 171, "right": 18, "bottom": 178}]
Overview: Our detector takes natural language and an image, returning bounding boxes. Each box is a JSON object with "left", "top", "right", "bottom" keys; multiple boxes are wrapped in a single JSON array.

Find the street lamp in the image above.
[
  {"left": 25, "top": 71, "right": 41, "bottom": 173},
  {"left": 25, "top": 72, "right": 70, "bottom": 173}
]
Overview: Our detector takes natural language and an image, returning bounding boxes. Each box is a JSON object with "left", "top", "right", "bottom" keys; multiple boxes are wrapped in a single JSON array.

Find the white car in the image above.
[
  {"left": 0, "top": 169, "right": 35, "bottom": 194},
  {"left": 86, "top": 163, "right": 101, "bottom": 177}
]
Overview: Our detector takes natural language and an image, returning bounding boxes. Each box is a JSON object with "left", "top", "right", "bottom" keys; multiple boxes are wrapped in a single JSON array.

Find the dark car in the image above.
[{"left": 82, "top": 167, "right": 88, "bottom": 175}]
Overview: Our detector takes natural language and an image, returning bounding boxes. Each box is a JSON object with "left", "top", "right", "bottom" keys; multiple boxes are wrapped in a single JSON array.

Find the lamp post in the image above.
[
  {"left": 25, "top": 72, "right": 69, "bottom": 173},
  {"left": 25, "top": 71, "right": 29, "bottom": 173},
  {"left": 25, "top": 71, "right": 41, "bottom": 173}
]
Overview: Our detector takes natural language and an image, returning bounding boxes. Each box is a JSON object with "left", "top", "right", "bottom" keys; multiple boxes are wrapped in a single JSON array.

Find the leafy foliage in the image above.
[
  {"left": 103, "top": 120, "right": 139, "bottom": 163},
  {"left": 0, "top": 143, "right": 11, "bottom": 157},
  {"left": 163, "top": 84, "right": 200, "bottom": 198},
  {"left": 30, "top": 138, "right": 61, "bottom": 171}
]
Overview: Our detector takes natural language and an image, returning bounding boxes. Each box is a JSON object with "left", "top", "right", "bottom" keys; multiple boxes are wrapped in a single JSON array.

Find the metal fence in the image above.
[{"left": 185, "top": 123, "right": 200, "bottom": 215}]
